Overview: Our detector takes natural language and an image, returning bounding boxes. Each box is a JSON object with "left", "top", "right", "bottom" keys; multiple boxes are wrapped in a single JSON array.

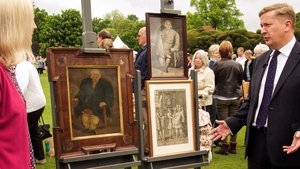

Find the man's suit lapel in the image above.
[{"left": 272, "top": 41, "right": 300, "bottom": 99}]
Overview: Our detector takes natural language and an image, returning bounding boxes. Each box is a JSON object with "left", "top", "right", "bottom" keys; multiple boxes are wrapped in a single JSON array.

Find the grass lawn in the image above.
[
  {"left": 38, "top": 72, "right": 247, "bottom": 169},
  {"left": 202, "top": 128, "right": 247, "bottom": 169},
  {"left": 37, "top": 72, "right": 56, "bottom": 169}
]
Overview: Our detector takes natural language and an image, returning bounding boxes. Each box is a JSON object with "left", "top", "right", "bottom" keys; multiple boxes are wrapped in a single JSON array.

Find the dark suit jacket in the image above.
[
  {"left": 226, "top": 41, "right": 300, "bottom": 167},
  {"left": 134, "top": 45, "right": 148, "bottom": 89}
]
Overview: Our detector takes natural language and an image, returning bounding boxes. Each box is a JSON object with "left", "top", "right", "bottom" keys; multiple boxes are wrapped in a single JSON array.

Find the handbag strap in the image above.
[
  {"left": 39, "top": 115, "right": 45, "bottom": 125},
  {"left": 199, "top": 98, "right": 206, "bottom": 111}
]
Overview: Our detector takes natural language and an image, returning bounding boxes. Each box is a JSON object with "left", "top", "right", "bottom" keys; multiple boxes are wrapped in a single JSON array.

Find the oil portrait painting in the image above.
[{"left": 67, "top": 66, "right": 123, "bottom": 140}]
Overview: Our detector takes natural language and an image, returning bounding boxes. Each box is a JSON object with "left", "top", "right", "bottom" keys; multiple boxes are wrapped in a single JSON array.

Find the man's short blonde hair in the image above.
[{"left": 259, "top": 3, "right": 296, "bottom": 28}]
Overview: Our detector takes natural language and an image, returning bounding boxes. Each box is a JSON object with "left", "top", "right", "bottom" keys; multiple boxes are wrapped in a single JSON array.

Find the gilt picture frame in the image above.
[
  {"left": 67, "top": 66, "right": 123, "bottom": 139},
  {"left": 146, "top": 80, "right": 195, "bottom": 157}
]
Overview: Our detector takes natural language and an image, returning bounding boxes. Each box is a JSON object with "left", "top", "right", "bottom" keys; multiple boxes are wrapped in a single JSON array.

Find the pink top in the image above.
[{"left": 0, "top": 63, "right": 32, "bottom": 168}]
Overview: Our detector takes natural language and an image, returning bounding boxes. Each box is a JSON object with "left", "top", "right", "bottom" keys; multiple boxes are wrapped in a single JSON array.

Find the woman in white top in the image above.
[
  {"left": 189, "top": 49, "right": 215, "bottom": 124},
  {"left": 16, "top": 57, "right": 47, "bottom": 164}
]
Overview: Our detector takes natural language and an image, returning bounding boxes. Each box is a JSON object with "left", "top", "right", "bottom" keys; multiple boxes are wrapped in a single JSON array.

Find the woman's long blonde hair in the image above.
[{"left": 0, "top": 0, "right": 35, "bottom": 67}]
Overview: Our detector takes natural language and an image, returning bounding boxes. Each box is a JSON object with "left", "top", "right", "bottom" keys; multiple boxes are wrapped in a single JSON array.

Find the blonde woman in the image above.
[
  {"left": 243, "top": 49, "right": 254, "bottom": 82},
  {"left": 208, "top": 44, "right": 221, "bottom": 68},
  {"left": 0, "top": 0, "right": 36, "bottom": 168},
  {"left": 189, "top": 50, "right": 215, "bottom": 123}
]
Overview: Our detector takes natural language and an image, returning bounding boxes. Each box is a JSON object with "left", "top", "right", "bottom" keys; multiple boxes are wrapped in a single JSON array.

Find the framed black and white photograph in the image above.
[
  {"left": 146, "top": 13, "right": 188, "bottom": 79},
  {"left": 146, "top": 80, "right": 195, "bottom": 157}
]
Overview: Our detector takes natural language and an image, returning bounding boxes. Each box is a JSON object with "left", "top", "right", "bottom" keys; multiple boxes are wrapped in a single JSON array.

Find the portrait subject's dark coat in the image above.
[{"left": 74, "top": 78, "right": 113, "bottom": 119}]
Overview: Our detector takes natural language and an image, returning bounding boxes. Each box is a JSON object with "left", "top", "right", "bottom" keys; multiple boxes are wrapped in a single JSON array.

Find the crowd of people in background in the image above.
[
  {"left": 185, "top": 40, "right": 271, "bottom": 155},
  {"left": 35, "top": 56, "right": 46, "bottom": 75}
]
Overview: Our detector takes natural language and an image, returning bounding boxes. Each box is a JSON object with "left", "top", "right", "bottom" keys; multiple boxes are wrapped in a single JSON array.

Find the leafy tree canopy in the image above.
[
  {"left": 32, "top": 4, "right": 300, "bottom": 57},
  {"left": 187, "top": 0, "right": 244, "bottom": 31}
]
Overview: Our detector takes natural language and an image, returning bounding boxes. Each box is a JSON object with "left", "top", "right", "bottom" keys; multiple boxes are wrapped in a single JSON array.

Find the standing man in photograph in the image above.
[
  {"left": 210, "top": 3, "right": 300, "bottom": 169},
  {"left": 160, "top": 20, "right": 180, "bottom": 72}
]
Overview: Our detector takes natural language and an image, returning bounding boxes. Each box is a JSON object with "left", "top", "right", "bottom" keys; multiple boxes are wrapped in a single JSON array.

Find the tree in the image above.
[
  {"left": 187, "top": 28, "right": 263, "bottom": 54},
  {"left": 102, "top": 10, "right": 145, "bottom": 50},
  {"left": 38, "top": 9, "right": 82, "bottom": 56},
  {"left": 127, "top": 14, "right": 139, "bottom": 21},
  {"left": 33, "top": 7, "right": 48, "bottom": 56},
  {"left": 34, "top": 8, "right": 144, "bottom": 56},
  {"left": 103, "top": 9, "right": 125, "bottom": 21},
  {"left": 187, "top": 0, "right": 244, "bottom": 31},
  {"left": 60, "top": 9, "right": 82, "bottom": 46},
  {"left": 92, "top": 18, "right": 111, "bottom": 34},
  {"left": 296, "top": 12, "right": 300, "bottom": 29}
]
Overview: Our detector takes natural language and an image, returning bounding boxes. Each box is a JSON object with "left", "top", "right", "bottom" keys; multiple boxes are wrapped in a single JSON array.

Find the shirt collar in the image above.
[
  {"left": 278, "top": 36, "right": 296, "bottom": 57},
  {"left": 195, "top": 67, "right": 205, "bottom": 72}
]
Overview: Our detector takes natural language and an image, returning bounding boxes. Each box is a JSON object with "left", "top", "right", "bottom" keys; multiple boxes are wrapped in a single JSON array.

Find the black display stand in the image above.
[
  {"left": 134, "top": 70, "right": 209, "bottom": 169},
  {"left": 57, "top": 147, "right": 140, "bottom": 169}
]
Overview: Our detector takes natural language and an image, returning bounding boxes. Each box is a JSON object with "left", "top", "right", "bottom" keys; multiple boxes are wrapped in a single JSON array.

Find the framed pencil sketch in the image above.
[
  {"left": 47, "top": 48, "right": 136, "bottom": 158},
  {"left": 146, "top": 80, "right": 195, "bottom": 157},
  {"left": 146, "top": 13, "right": 188, "bottom": 79}
]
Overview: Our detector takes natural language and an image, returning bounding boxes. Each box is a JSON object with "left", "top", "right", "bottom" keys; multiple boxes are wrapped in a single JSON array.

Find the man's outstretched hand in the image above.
[
  {"left": 283, "top": 131, "right": 300, "bottom": 154},
  {"left": 209, "top": 120, "right": 232, "bottom": 141}
]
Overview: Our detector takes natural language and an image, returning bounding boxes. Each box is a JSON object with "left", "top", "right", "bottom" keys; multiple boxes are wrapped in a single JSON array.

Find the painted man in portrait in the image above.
[{"left": 72, "top": 69, "right": 114, "bottom": 133}]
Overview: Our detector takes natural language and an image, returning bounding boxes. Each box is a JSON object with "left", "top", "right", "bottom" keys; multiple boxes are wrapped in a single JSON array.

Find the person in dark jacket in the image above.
[
  {"left": 243, "top": 49, "right": 254, "bottom": 82},
  {"left": 213, "top": 40, "right": 243, "bottom": 155},
  {"left": 134, "top": 27, "right": 148, "bottom": 89}
]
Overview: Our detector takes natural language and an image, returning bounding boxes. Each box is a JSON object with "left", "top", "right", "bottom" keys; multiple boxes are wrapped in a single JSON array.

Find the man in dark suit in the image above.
[
  {"left": 134, "top": 26, "right": 148, "bottom": 89},
  {"left": 210, "top": 3, "right": 300, "bottom": 169},
  {"left": 134, "top": 26, "right": 149, "bottom": 152}
]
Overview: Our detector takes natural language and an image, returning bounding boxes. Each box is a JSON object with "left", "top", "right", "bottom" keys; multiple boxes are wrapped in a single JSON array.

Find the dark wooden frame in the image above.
[
  {"left": 146, "top": 13, "right": 188, "bottom": 80},
  {"left": 145, "top": 80, "right": 195, "bottom": 157},
  {"left": 47, "top": 48, "right": 136, "bottom": 159}
]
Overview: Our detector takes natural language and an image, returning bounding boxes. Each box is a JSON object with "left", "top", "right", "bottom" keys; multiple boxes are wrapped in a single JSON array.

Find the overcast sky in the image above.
[{"left": 33, "top": 0, "right": 300, "bottom": 32}]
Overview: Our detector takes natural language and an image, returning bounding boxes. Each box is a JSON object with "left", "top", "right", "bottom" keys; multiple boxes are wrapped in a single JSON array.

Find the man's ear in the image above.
[{"left": 284, "top": 20, "right": 293, "bottom": 31}]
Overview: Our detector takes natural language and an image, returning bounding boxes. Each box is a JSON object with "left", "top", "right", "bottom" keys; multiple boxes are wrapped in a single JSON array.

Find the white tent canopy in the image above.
[{"left": 113, "top": 36, "right": 129, "bottom": 49}]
